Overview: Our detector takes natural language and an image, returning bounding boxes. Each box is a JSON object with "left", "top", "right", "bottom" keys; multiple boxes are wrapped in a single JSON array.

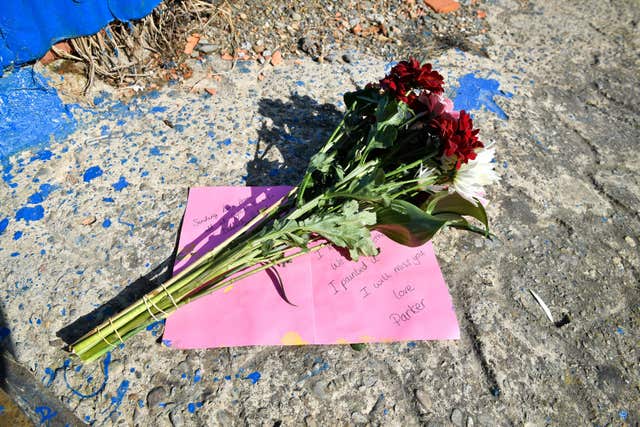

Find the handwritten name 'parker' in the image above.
[{"left": 389, "top": 298, "right": 426, "bottom": 326}]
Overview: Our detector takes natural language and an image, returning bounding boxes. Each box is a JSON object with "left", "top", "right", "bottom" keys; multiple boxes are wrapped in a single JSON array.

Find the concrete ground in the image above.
[{"left": 0, "top": 0, "right": 638, "bottom": 425}]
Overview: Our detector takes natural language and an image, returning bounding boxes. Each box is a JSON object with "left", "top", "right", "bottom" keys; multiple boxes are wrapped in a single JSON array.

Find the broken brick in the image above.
[{"left": 424, "top": 0, "right": 460, "bottom": 14}]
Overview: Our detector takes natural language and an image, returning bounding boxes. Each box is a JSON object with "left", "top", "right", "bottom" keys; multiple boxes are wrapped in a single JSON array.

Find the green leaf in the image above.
[
  {"left": 429, "top": 192, "right": 489, "bottom": 235},
  {"left": 375, "top": 96, "right": 409, "bottom": 126},
  {"left": 374, "top": 200, "right": 450, "bottom": 247},
  {"left": 371, "top": 125, "right": 398, "bottom": 150},
  {"left": 343, "top": 87, "right": 380, "bottom": 110},
  {"left": 350, "top": 343, "right": 367, "bottom": 351},
  {"left": 301, "top": 200, "right": 378, "bottom": 259},
  {"left": 422, "top": 190, "right": 451, "bottom": 214},
  {"left": 307, "top": 151, "right": 335, "bottom": 175}
]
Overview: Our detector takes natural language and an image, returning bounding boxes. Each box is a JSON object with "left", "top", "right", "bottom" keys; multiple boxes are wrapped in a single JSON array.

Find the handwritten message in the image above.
[{"left": 163, "top": 186, "right": 460, "bottom": 349}]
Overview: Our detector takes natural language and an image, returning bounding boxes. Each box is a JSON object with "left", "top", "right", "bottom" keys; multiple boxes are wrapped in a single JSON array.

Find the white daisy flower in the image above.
[
  {"left": 452, "top": 144, "right": 500, "bottom": 205},
  {"left": 417, "top": 164, "right": 438, "bottom": 190}
]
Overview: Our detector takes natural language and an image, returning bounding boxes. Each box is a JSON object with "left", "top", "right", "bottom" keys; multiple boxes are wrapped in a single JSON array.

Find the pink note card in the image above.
[{"left": 163, "top": 186, "right": 460, "bottom": 349}]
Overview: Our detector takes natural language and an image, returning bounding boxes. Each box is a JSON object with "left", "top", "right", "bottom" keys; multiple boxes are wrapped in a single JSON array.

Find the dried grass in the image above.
[{"left": 65, "top": 0, "right": 234, "bottom": 92}]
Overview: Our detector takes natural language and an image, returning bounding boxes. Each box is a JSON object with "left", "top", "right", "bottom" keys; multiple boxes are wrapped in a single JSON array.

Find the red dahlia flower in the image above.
[
  {"left": 380, "top": 58, "right": 445, "bottom": 103},
  {"left": 433, "top": 110, "right": 484, "bottom": 169}
]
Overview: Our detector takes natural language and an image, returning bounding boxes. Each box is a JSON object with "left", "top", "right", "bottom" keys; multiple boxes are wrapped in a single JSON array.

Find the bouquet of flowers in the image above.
[{"left": 71, "top": 58, "right": 499, "bottom": 362}]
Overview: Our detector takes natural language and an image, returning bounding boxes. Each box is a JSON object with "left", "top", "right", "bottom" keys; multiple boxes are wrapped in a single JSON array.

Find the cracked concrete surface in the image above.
[{"left": 0, "top": 0, "right": 638, "bottom": 425}]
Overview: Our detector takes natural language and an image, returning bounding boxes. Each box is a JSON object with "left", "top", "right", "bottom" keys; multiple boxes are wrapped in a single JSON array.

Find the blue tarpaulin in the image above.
[{"left": 0, "top": 0, "right": 161, "bottom": 71}]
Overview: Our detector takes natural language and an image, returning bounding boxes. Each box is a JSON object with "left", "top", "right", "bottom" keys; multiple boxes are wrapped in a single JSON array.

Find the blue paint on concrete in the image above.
[
  {"left": 102, "top": 218, "right": 111, "bottom": 228},
  {"left": 111, "top": 176, "right": 129, "bottom": 192},
  {"left": 43, "top": 367, "right": 56, "bottom": 387},
  {"left": 110, "top": 380, "right": 130, "bottom": 408},
  {"left": 2, "top": 163, "right": 17, "bottom": 188},
  {"left": 34, "top": 406, "right": 58, "bottom": 424},
  {"left": 193, "top": 369, "right": 202, "bottom": 383},
  {"left": 30, "top": 149, "right": 53, "bottom": 162},
  {"left": 149, "top": 146, "right": 162, "bottom": 156},
  {"left": 83, "top": 165, "right": 103, "bottom": 182},
  {"left": 64, "top": 351, "right": 111, "bottom": 399},
  {"left": 102, "top": 197, "right": 115, "bottom": 203},
  {"left": 12, "top": 230, "right": 22, "bottom": 240},
  {"left": 27, "top": 183, "right": 56, "bottom": 203},
  {"left": 150, "top": 106, "right": 167, "bottom": 113},
  {"left": 0, "top": 217, "right": 8, "bottom": 235},
  {"left": 0, "top": 68, "right": 76, "bottom": 162},
  {"left": 0, "top": 1, "right": 161, "bottom": 70},
  {"left": 453, "top": 73, "right": 513, "bottom": 120},
  {"left": 187, "top": 402, "right": 203, "bottom": 413},
  {"left": 145, "top": 319, "right": 165, "bottom": 337},
  {"left": 118, "top": 210, "right": 135, "bottom": 236},
  {"left": 245, "top": 371, "right": 261, "bottom": 384},
  {"left": 100, "top": 379, "right": 130, "bottom": 420},
  {"left": 15, "top": 204, "right": 44, "bottom": 222}
]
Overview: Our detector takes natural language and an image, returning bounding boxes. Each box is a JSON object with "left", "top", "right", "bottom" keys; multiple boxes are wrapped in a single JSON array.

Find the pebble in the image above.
[
  {"left": 271, "top": 51, "right": 283, "bottom": 66},
  {"left": 351, "top": 412, "right": 368, "bottom": 424},
  {"left": 146, "top": 386, "right": 167, "bottom": 409},
  {"left": 451, "top": 408, "right": 465, "bottom": 426},
  {"left": 196, "top": 44, "right": 217, "bottom": 54},
  {"left": 169, "top": 410, "right": 185, "bottom": 427},
  {"left": 324, "top": 52, "right": 337, "bottom": 63},
  {"left": 342, "top": 53, "right": 354, "bottom": 63},
  {"left": 624, "top": 236, "right": 636, "bottom": 247},
  {"left": 415, "top": 389, "right": 431, "bottom": 412},
  {"left": 81, "top": 216, "right": 96, "bottom": 225}
]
